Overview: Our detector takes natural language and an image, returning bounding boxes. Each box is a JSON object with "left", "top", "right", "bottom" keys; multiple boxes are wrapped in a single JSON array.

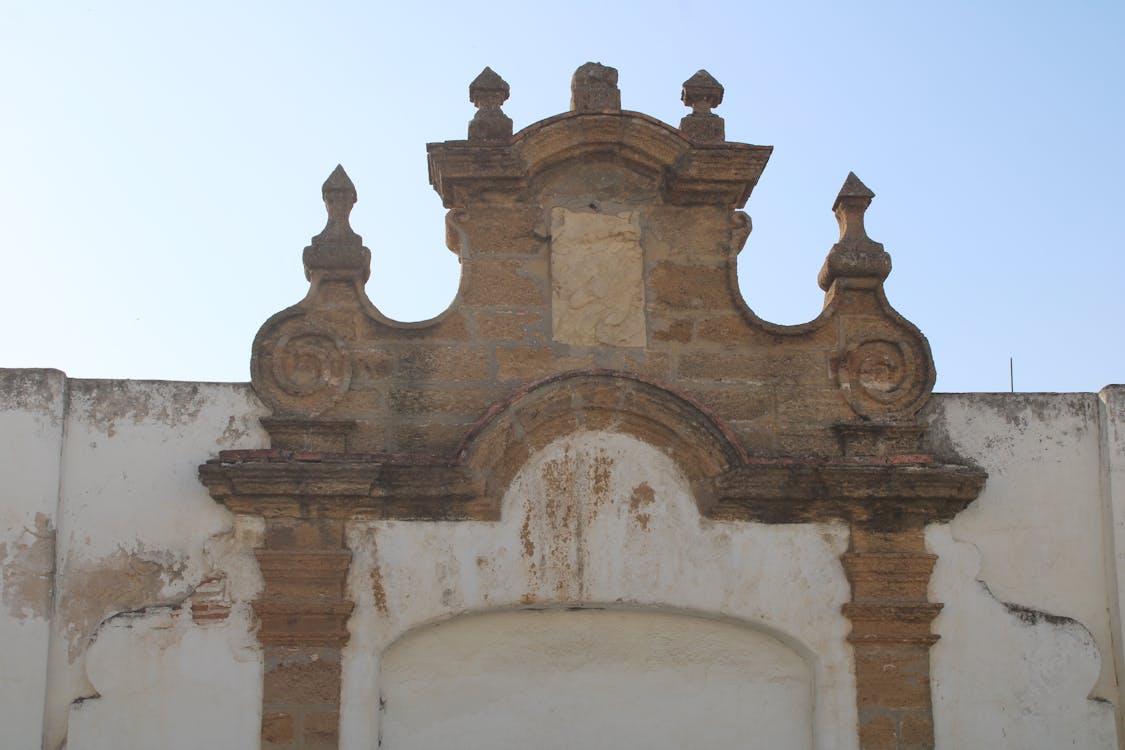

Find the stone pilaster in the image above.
[
  {"left": 843, "top": 526, "right": 940, "bottom": 750},
  {"left": 256, "top": 519, "right": 352, "bottom": 750}
]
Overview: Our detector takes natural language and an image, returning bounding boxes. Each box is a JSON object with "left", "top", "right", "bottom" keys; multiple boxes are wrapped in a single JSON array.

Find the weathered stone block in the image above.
[
  {"left": 303, "top": 710, "right": 340, "bottom": 750},
  {"left": 649, "top": 261, "right": 732, "bottom": 310},
  {"left": 854, "top": 647, "right": 932, "bottom": 709},
  {"left": 388, "top": 386, "right": 506, "bottom": 417},
  {"left": 263, "top": 649, "right": 342, "bottom": 705},
  {"left": 261, "top": 712, "right": 296, "bottom": 747},
  {"left": 858, "top": 714, "right": 897, "bottom": 750},
  {"left": 460, "top": 205, "right": 542, "bottom": 255},
  {"left": 396, "top": 346, "right": 491, "bottom": 382},
  {"left": 473, "top": 310, "right": 545, "bottom": 342},
  {"left": 462, "top": 258, "right": 544, "bottom": 306},
  {"left": 550, "top": 208, "right": 646, "bottom": 347},
  {"left": 652, "top": 318, "right": 694, "bottom": 343}
]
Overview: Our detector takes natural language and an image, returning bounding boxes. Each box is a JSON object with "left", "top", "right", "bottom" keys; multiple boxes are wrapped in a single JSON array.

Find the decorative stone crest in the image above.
[
  {"left": 820, "top": 172, "right": 891, "bottom": 289},
  {"left": 570, "top": 61, "right": 621, "bottom": 111},
  {"left": 680, "top": 69, "right": 725, "bottom": 142},
  {"left": 468, "top": 66, "right": 512, "bottom": 143},
  {"left": 302, "top": 165, "right": 369, "bottom": 282},
  {"left": 201, "top": 63, "right": 986, "bottom": 750}
]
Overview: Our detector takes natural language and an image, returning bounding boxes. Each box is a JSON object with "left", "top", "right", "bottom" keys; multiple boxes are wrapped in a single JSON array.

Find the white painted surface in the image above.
[
  {"left": 0, "top": 370, "right": 65, "bottom": 749},
  {"left": 929, "top": 393, "right": 1117, "bottom": 702},
  {"left": 929, "top": 524, "right": 1117, "bottom": 748},
  {"left": 342, "top": 431, "right": 856, "bottom": 750},
  {"left": 3, "top": 373, "right": 1125, "bottom": 749},
  {"left": 41, "top": 378, "right": 268, "bottom": 750},
  {"left": 66, "top": 605, "right": 261, "bottom": 750},
  {"left": 381, "top": 608, "right": 812, "bottom": 750},
  {"left": 1099, "top": 385, "right": 1125, "bottom": 743}
]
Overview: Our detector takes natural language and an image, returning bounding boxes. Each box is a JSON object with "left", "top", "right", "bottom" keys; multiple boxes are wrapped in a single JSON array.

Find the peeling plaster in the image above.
[
  {"left": 70, "top": 380, "right": 210, "bottom": 438},
  {"left": 927, "top": 392, "right": 1116, "bottom": 702},
  {"left": 59, "top": 546, "right": 191, "bottom": 661},
  {"left": 929, "top": 524, "right": 1116, "bottom": 747},
  {"left": 1, "top": 512, "right": 55, "bottom": 620}
]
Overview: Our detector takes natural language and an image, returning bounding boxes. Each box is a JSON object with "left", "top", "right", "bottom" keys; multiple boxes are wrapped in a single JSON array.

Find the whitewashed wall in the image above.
[
  {"left": 1, "top": 370, "right": 1124, "bottom": 749},
  {"left": 0, "top": 370, "right": 65, "bottom": 749},
  {"left": 0, "top": 373, "right": 269, "bottom": 750},
  {"left": 926, "top": 391, "right": 1122, "bottom": 748}
]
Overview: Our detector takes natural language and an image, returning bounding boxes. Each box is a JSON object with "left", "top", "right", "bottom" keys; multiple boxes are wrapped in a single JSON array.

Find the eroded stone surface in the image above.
[{"left": 550, "top": 209, "right": 646, "bottom": 348}]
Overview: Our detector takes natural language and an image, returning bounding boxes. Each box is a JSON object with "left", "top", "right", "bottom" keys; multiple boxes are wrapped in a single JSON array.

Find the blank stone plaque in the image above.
[{"left": 550, "top": 208, "right": 646, "bottom": 347}]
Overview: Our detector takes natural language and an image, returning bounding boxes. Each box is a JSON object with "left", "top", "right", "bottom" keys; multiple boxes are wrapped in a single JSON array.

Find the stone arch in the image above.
[
  {"left": 459, "top": 370, "right": 746, "bottom": 513},
  {"left": 377, "top": 606, "right": 816, "bottom": 750},
  {"left": 514, "top": 112, "right": 689, "bottom": 184}
]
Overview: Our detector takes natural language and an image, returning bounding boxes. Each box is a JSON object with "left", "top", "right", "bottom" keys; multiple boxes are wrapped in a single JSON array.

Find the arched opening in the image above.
[{"left": 379, "top": 608, "right": 814, "bottom": 750}]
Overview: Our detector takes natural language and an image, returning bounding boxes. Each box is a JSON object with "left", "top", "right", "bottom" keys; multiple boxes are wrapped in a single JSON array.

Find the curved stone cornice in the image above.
[
  {"left": 428, "top": 111, "right": 772, "bottom": 209},
  {"left": 459, "top": 370, "right": 746, "bottom": 504}
]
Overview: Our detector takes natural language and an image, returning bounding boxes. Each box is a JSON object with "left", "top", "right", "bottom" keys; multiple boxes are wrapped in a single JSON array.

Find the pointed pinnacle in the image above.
[
  {"left": 323, "top": 165, "right": 357, "bottom": 211},
  {"left": 305, "top": 164, "right": 369, "bottom": 283},
  {"left": 818, "top": 171, "right": 890, "bottom": 291},
  {"left": 323, "top": 164, "right": 355, "bottom": 194},
  {"left": 833, "top": 172, "right": 874, "bottom": 211},
  {"left": 322, "top": 164, "right": 357, "bottom": 221},
  {"left": 321, "top": 164, "right": 355, "bottom": 203},
  {"left": 469, "top": 67, "right": 510, "bottom": 107}
]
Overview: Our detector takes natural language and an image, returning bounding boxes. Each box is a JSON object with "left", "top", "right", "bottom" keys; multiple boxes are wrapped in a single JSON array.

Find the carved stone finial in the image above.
[
  {"left": 303, "top": 165, "right": 371, "bottom": 283},
  {"left": 468, "top": 67, "right": 513, "bottom": 143},
  {"left": 682, "top": 70, "right": 724, "bottom": 111},
  {"left": 818, "top": 172, "right": 891, "bottom": 291},
  {"left": 571, "top": 62, "right": 621, "bottom": 112},
  {"left": 679, "top": 70, "right": 725, "bottom": 143},
  {"left": 322, "top": 164, "right": 357, "bottom": 223},
  {"left": 834, "top": 171, "right": 875, "bottom": 213}
]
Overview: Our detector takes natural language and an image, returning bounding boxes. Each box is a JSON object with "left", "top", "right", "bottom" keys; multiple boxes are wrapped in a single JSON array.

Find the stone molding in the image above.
[
  {"left": 200, "top": 457, "right": 481, "bottom": 520},
  {"left": 202, "top": 370, "right": 985, "bottom": 527},
  {"left": 712, "top": 461, "right": 986, "bottom": 525}
]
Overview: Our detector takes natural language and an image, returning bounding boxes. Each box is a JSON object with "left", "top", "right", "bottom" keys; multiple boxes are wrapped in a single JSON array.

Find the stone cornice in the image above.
[
  {"left": 199, "top": 453, "right": 485, "bottom": 520},
  {"left": 710, "top": 460, "right": 987, "bottom": 525},
  {"left": 201, "top": 447, "right": 985, "bottom": 527},
  {"left": 427, "top": 112, "right": 772, "bottom": 209}
]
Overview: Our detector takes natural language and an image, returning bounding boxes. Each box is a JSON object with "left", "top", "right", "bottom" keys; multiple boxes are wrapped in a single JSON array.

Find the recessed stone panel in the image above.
[{"left": 550, "top": 208, "right": 646, "bottom": 347}]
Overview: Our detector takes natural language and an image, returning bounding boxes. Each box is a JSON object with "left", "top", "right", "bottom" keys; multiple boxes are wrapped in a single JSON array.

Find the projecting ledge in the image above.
[
  {"left": 198, "top": 452, "right": 487, "bottom": 520},
  {"left": 709, "top": 460, "right": 986, "bottom": 526}
]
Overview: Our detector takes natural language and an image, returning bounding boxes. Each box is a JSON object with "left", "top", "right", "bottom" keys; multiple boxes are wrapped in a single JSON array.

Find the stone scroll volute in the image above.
[{"left": 250, "top": 166, "right": 368, "bottom": 420}]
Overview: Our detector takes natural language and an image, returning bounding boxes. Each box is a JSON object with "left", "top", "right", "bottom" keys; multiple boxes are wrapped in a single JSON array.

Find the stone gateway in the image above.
[{"left": 2, "top": 64, "right": 1123, "bottom": 750}]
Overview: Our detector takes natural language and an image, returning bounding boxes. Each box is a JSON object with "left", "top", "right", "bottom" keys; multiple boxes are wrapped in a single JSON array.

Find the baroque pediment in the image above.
[{"left": 239, "top": 63, "right": 940, "bottom": 466}]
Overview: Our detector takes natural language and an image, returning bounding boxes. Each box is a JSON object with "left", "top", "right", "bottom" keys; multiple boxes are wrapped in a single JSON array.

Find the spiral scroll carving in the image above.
[
  {"left": 838, "top": 337, "right": 931, "bottom": 418},
  {"left": 253, "top": 322, "right": 352, "bottom": 416}
]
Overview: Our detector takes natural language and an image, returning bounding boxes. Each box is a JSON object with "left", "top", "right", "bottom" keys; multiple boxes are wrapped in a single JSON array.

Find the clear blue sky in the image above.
[{"left": 1, "top": 1, "right": 1121, "bottom": 392}]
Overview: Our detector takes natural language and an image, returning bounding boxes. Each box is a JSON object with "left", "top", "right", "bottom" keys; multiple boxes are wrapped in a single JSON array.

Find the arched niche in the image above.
[
  {"left": 378, "top": 608, "right": 814, "bottom": 750},
  {"left": 461, "top": 370, "right": 745, "bottom": 515},
  {"left": 340, "top": 429, "right": 854, "bottom": 749}
]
